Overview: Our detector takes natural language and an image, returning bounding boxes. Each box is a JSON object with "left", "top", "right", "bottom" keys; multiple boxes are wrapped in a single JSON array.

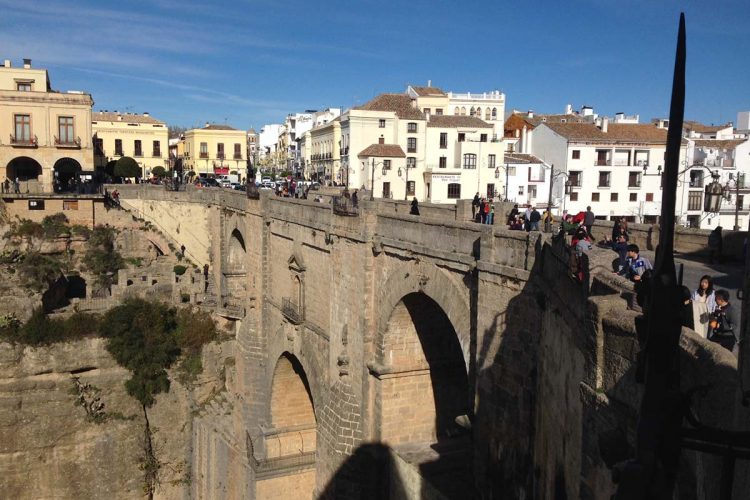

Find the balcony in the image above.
[
  {"left": 281, "top": 297, "right": 304, "bottom": 324},
  {"left": 233, "top": 153, "right": 242, "bottom": 159},
  {"left": 152, "top": 151, "right": 161, "bottom": 157},
  {"left": 54, "top": 136, "right": 81, "bottom": 149},
  {"left": 595, "top": 160, "right": 611, "bottom": 166},
  {"left": 217, "top": 153, "right": 225, "bottom": 160},
  {"left": 10, "top": 134, "right": 37, "bottom": 148},
  {"left": 200, "top": 152, "right": 209, "bottom": 159}
]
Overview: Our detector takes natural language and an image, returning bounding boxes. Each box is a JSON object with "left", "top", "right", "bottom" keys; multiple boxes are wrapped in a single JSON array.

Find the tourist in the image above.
[
  {"left": 14, "top": 176, "right": 20, "bottom": 194},
  {"left": 507, "top": 204, "right": 519, "bottom": 225},
  {"left": 584, "top": 206, "right": 595, "bottom": 236},
  {"left": 708, "top": 289, "right": 735, "bottom": 352},
  {"left": 708, "top": 226, "right": 723, "bottom": 264},
  {"left": 617, "top": 244, "right": 652, "bottom": 282},
  {"left": 570, "top": 227, "right": 592, "bottom": 281},
  {"left": 483, "top": 199, "right": 490, "bottom": 223},
  {"left": 478, "top": 197, "right": 486, "bottom": 223},
  {"left": 542, "top": 209, "right": 554, "bottom": 231},
  {"left": 529, "top": 207, "right": 541, "bottom": 231},
  {"left": 611, "top": 220, "right": 629, "bottom": 272},
  {"left": 410, "top": 197, "right": 420, "bottom": 216},
  {"left": 352, "top": 189, "right": 359, "bottom": 208},
  {"left": 691, "top": 275, "right": 716, "bottom": 338},
  {"left": 487, "top": 205, "right": 495, "bottom": 225},
  {"left": 561, "top": 214, "right": 579, "bottom": 235},
  {"left": 472, "top": 192, "right": 480, "bottom": 219}
]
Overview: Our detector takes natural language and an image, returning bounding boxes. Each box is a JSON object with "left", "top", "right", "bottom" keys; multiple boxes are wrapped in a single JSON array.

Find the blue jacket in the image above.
[{"left": 619, "top": 254, "right": 652, "bottom": 280}]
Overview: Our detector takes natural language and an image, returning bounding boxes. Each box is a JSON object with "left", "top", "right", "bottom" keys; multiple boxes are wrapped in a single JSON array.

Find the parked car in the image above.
[{"left": 231, "top": 183, "right": 244, "bottom": 191}]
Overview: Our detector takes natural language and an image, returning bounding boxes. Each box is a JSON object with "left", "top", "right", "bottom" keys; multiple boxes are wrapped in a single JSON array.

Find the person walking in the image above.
[
  {"left": 487, "top": 205, "right": 495, "bottom": 225},
  {"left": 483, "top": 199, "right": 491, "bottom": 224},
  {"left": 529, "top": 207, "right": 541, "bottom": 231},
  {"left": 691, "top": 275, "right": 717, "bottom": 338},
  {"left": 472, "top": 192, "right": 480, "bottom": 220},
  {"left": 584, "top": 206, "right": 595, "bottom": 237},
  {"left": 478, "top": 198, "right": 486, "bottom": 223},
  {"left": 708, "top": 226, "right": 723, "bottom": 264},
  {"left": 410, "top": 197, "right": 420, "bottom": 216},
  {"left": 352, "top": 189, "right": 359, "bottom": 208}
]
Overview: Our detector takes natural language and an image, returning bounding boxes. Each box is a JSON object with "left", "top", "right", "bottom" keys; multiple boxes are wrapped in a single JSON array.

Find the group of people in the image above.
[
  {"left": 471, "top": 194, "right": 495, "bottom": 225},
  {"left": 684, "top": 275, "right": 736, "bottom": 352},
  {"left": 505, "top": 203, "right": 550, "bottom": 231},
  {"left": 2, "top": 177, "right": 21, "bottom": 194}
]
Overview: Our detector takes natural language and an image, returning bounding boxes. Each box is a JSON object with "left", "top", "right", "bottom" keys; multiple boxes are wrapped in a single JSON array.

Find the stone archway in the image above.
[
  {"left": 6, "top": 156, "right": 42, "bottom": 181},
  {"left": 256, "top": 352, "right": 318, "bottom": 499},
  {"left": 228, "top": 228, "right": 246, "bottom": 271},
  {"left": 53, "top": 157, "right": 82, "bottom": 192}
]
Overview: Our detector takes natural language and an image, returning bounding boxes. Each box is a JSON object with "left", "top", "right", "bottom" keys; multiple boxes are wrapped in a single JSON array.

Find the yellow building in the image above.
[
  {"left": 181, "top": 124, "right": 246, "bottom": 177},
  {"left": 92, "top": 111, "right": 168, "bottom": 177},
  {"left": 0, "top": 58, "right": 93, "bottom": 193}
]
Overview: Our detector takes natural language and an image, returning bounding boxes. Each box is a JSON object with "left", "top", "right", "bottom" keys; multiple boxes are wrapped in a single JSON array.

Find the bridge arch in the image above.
[
  {"left": 228, "top": 228, "right": 246, "bottom": 269},
  {"left": 372, "top": 263, "right": 472, "bottom": 450},
  {"left": 270, "top": 352, "right": 316, "bottom": 429}
]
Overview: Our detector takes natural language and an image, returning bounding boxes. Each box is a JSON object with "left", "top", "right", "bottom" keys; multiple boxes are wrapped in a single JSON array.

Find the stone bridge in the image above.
[{"left": 113, "top": 185, "right": 747, "bottom": 499}]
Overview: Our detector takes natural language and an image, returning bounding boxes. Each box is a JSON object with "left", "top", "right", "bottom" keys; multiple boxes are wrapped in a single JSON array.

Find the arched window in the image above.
[
  {"left": 470, "top": 107, "right": 476, "bottom": 117},
  {"left": 453, "top": 107, "right": 459, "bottom": 116},
  {"left": 461, "top": 107, "right": 466, "bottom": 116},
  {"left": 485, "top": 108, "right": 491, "bottom": 120},
  {"left": 492, "top": 108, "right": 498, "bottom": 119}
]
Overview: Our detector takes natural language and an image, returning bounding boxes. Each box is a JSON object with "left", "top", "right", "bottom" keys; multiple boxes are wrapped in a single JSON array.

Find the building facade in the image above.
[
  {"left": 92, "top": 112, "right": 168, "bottom": 177},
  {"left": 180, "top": 124, "right": 246, "bottom": 178},
  {"left": 533, "top": 120, "right": 688, "bottom": 222},
  {"left": 0, "top": 58, "right": 93, "bottom": 193}
]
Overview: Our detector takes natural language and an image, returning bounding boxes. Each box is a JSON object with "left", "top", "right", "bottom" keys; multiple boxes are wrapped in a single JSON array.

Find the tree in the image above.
[
  {"left": 114, "top": 156, "right": 141, "bottom": 178},
  {"left": 151, "top": 166, "right": 167, "bottom": 178},
  {"left": 83, "top": 225, "right": 124, "bottom": 288}
]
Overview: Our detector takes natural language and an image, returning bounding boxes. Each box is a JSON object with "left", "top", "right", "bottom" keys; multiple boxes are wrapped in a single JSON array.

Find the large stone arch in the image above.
[
  {"left": 375, "top": 260, "right": 471, "bottom": 370},
  {"left": 53, "top": 157, "right": 82, "bottom": 190},
  {"left": 228, "top": 228, "right": 246, "bottom": 270},
  {"left": 6, "top": 156, "right": 42, "bottom": 181},
  {"left": 269, "top": 352, "right": 316, "bottom": 429}
]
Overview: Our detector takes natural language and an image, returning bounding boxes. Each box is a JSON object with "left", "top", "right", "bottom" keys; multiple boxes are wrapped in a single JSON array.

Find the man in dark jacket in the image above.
[
  {"left": 584, "top": 206, "right": 595, "bottom": 237},
  {"left": 709, "top": 289, "right": 735, "bottom": 351},
  {"left": 529, "top": 207, "right": 541, "bottom": 231},
  {"left": 472, "top": 193, "right": 480, "bottom": 219}
]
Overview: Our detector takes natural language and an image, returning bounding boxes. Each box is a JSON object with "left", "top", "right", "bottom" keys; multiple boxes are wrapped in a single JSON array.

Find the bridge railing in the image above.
[{"left": 332, "top": 195, "right": 359, "bottom": 216}]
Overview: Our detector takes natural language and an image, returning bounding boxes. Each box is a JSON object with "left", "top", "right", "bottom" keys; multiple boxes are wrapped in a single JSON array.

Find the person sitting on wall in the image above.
[
  {"left": 617, "top": 244, "right": 652, "bottom": 282},
  {"left": 708, "top": 289, "right": 735, "bottom": 352}
]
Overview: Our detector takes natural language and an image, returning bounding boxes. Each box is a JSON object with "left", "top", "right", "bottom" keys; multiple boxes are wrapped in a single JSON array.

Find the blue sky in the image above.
[{"left": 2, "top": 0, "right": 748, "bottom": 130}]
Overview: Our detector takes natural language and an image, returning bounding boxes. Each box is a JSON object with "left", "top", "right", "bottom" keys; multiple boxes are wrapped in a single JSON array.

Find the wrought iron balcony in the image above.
[
  {"left": 233, "top": 153, "right": 242, "bottom": 159},
  {"left": 10, "top": 134, "right": 37, "bottom": 147},
  {"left": 200, "top": 152, "right": 209, "bottom": 159},
  {"left": 54, "top": 136, "right": 81, "bottom": 148},
  {"left": 281, "top": 297, "right": 303, "bottom": 324},
  {"left": 217, "top": 153, "right": 225, "bottom": 160}
]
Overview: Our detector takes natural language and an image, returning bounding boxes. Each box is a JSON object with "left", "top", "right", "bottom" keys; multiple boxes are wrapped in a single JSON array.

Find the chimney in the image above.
[
  {"left": 601, "top": 117, "right": 609, "bottom": 133},
  {"left": 581, "top": 106, "right": 593, "bottom": 117},
  {"left": 427, "top": 79, "right": 432, "bottom": 87},
  {"left": 23, "top": 58, "right": 31, "bottom": 69},
  {"left": 205, "top": 122, "right": 210, "bottom": 128},
  {"left": 117, "top": 114, "right": 122, "bottom": 121},
  {"left": 527, "top": 110, "right": 534, "bottom": 118},
  {"left": 565, "top": 104, "right": 573, "bottom": 115},
  {"left": 3, "top": 59, "right": 10, "bottom": 68},
  {"left": 143, "top": 112, "right": 149, "bottom": 117},
  {"left": 521, "top": 125, "right": 528, "bottom": 153}
]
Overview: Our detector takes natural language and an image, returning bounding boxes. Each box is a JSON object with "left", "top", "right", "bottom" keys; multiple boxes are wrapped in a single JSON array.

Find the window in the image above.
[
  {"left": 17, "top": 82, "right": 31, "bottom": 91},
  {"left": 572, "top": 150, "right": 581, "bottom": 159},
  {"left": 200, "top": 142, "right": 208, "bottom": 158},
  {"left": 628, "top": 171, "right": 641, "bottom": 187},
  {"left": 646, "top": 192, "right": 654, "bottom": 202},
  {"left": 737, "top": 195, "right": 744, "bottom": 210},
  {"left": 382, "top": 181, "right": 391, "bottom": 198},
  {"left": 447, "top": 183, "right": 461, "bottom": 199},
  {"left": 439, "top": 156, "right": 447, "bottom": 168},
  {"left": 134, "top": 140, "right": 142, "bottom": 157},
  {"left": 407, "top": 181, "right": 415, "bottom": 196},
  {"left": 463, "top": 153, "right": 477, "bottom": 169},
  {"left": 153, "top": 140, "right": 161, "bottom": 157},
  {"left": 383, "top": 159, "right": 391, "bottom": 170},
  {"left": 423, "top": 108, "right": 431, "bottom": 116},
  {"left": 492, "top": 108, "right": 497, "bottom": 119},
  {"left": 217, "top": 143, "right": 225, "bottom": 159},
  {"left": 487, "top": 183, "right": 495, "bottom": 199},
  {"left": 470, "top": 107, "right": 476, "bottom": 117},
  {"left": 58, "top": 116, "right": 74, "bottom": 144},
  {"left": 63, "top": 200, "right": 79, "bottom": 211},
  {"left": 529, "top": 185, "right": 538, "bottom": 199},
  {"left": 592, "top": 192, "right": 600, "bottom": 202},
  {"left": 94, "top": 137, "right": 103, "bottom": 155},
  {"left": 439, "top": 132, "right": 448, "bottom": 149},
  {"left": 610, "top": 192, "right": 619, "bottom": 202},
  {"left": 115, "top": 139, "right": 123, "bottom": 156},
  {"left": 630, "top": 193, "right": 637, "bottom": 202},
  {"left": 598, "top": 171, "right": 610, "bottom": 187},
  {"left": 407, "top": 137, "right": 417, "bottom": 153},
  {"left": 234, "top": 143, "right": 242, "bottom": 159},
  {"left": 379, "top": 119, "right": 386, "bottom": 128},
  {"left": 518, "top": 186, "right": 525, "bottom": 196},
  {"left": 480, "top": 134, "right": 488, "bottom": 143},
  {"left": 528, "top": 164, "right": 545, "bottom": 182},
  {"left": 689, "top": 170, "right": 704, "bottom": 188},
  {"left": 435, "top": 108, "right": 443, "bottom": 116},
  {"left": 408, "top": 122, "right": 417, "bottom": 133},
  {"left": 507, "top": 166, "right": 517, "bottom": 176},
  {"left": 570, "top": 192, "right": 579, "bottom": 201},
  {"left": 688, "top": 191, "right": 702, "bottom": 210},
  {"left": 488, "top": 154, "right": 496, "bottom": 168},
  {"left": 569, "top": 171, "right": 582, "bottom": 187},
  {"left": 458, "top": 133, "right": 465, "bottom": 142},
  {"left": 378, "top": 136, "right": 385, "bottom": 144},
  {"left": 14, "top": 114, "right": 31, "bottom": 141},
  {"left": 407, "top": 157, "right": 416, "bottom": 169}
]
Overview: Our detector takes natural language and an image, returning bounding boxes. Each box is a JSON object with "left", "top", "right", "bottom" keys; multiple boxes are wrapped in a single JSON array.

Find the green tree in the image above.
[
  {"left": 114, "top": 156, "right": 141, "bottom": 178},
  {"left": 18, "top": 252, "right": 68, "bottom": 291},
  {"left": 83, "top": 225, "right": 124, "bottom": 288},
  {"left": 151, "top": 166, "right": 167, "bottom": 178}
]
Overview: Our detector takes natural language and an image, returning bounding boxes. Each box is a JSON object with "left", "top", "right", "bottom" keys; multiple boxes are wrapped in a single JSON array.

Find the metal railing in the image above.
[
  {"left": 54, "top": 136, "right": 81, "bottom": 148},
  {"left": 10, "top": 134, "right": 37, "bottom": 147},
  {"left": 281, "top": 297, "right": 303, "bottom": 324}
]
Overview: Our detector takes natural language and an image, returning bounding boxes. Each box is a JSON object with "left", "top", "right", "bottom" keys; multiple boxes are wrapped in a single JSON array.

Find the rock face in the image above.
[{"left": 0, "top": 337, "right": 234, "bottom": 499}]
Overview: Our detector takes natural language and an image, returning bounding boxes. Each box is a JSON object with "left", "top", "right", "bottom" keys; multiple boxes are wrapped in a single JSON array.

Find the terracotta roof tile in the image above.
[
  {"left": 92, "top": 111, "right": 164, "bottom": 125},
  {"left": 693, "top": 139, "right": 746, "bottom": 150},
  {"left": 684, "top": 121, "right": 733, "bottom": 133},
  {"left": 426, "top": 115, "right": 493, "bottom": 129},
  {"left": 504, "top": 153, "right": 543, "bottom": 164},
  {"left": 543, "top": 122, "right": 669, "bottom": 144},
  {"left": 358, "top": 144, "right": 406, "bottom": 158},
  {"left": 411, "top": 86, "right": 446, "bottom": 97},
  {"left": 204, "top": 124, "right": 237, "bottom": 130},
  {"left": 355, "top": 93, "right": 425, "bottom": 120}
]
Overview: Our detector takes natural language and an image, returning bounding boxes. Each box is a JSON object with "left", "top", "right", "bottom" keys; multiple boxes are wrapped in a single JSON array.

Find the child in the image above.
[{"left": 708, "top": 289, "right": 735, "bottom": 352}]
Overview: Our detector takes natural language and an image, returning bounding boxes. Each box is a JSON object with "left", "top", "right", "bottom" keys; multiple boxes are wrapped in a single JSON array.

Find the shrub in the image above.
[
  {"left": 70, "top": 225, "right": 91, "bottom": 238},
  {"left": 18, "top": 252, "right": 68, "bottom": 291},
  {"left": 10, "top": 219, "right": 43, "bottom": 239},
  {"left": 83, "top": 226, "right": 124, "bottom": 288},
  {"left": 1, "top": 309, "right": 101, "bottom": 345},
  {"left": 175, "top": 307, "right": 216, "bottom": 352},
  {"left": 173, "top": 265, "right": 187, "bottom": 276},
  {"left": 151, "top": 166, "right": 167, "bottom": 178},
  {"left": 41, "top": 213, "right": 69, "bottom": 238},
  {"left": 125, "top": 257, "right": 143, "bottom": 267},
  {"left": 102, "top": 299, "right": 180, "bottom": 407},
  {"left": 177, "top": 351, "right": 203, "bottom": 384}
]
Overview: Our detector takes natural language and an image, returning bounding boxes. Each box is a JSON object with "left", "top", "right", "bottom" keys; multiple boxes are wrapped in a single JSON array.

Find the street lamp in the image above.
[{"left": 721, "top": 172, "right": 745, "bottom": 231}]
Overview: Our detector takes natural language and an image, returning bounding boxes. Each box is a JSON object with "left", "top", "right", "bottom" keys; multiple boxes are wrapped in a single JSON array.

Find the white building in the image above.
[
  {"left": 501, "top": 153, "right": 552, "bottom": 209},
  {"left": 533, "top": 120, "right": 688, "bottom": 223},
  {"left": 258, "top": 123, "right": 282, "bottom": 160}
]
